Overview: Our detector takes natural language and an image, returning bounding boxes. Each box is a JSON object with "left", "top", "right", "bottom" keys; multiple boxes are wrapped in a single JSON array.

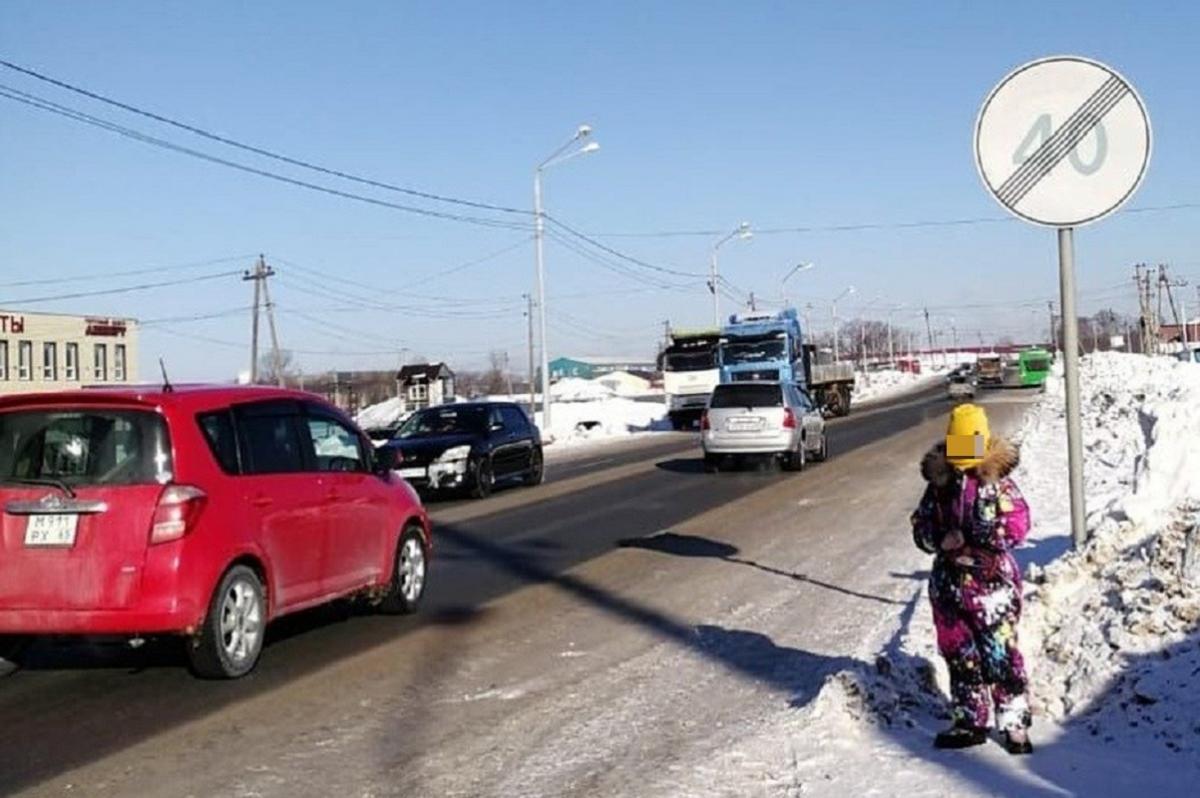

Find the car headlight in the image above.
[{"left": 434, "top": 445, "right": 472, "bottom": 464}]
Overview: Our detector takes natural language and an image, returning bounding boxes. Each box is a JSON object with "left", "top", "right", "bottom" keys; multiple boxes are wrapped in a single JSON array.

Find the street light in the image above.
[
  {"left": 533, "top": 124, "right": 599, "bottom": 430},
  {"left": 709, "top": 221, "right": 752, "bottom": 327},
  {"left": 886, "top": 304, "right": 906, "bottom": 365},
  {"left": 780, "top": 262, "right": 815, "bottom": 307},
  {"left": 831, "top": 285, "right": 856, "bottom": 360}
]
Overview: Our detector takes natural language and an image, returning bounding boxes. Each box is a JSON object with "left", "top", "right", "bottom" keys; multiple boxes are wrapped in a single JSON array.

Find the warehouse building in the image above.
[{"left": 0, "top": 310, "right": 139, "bottom": 395}]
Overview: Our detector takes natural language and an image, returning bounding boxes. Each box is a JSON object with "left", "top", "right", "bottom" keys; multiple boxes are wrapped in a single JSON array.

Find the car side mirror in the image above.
[{"left": 373, "top": 447, "right": 399, "bottom": 475}]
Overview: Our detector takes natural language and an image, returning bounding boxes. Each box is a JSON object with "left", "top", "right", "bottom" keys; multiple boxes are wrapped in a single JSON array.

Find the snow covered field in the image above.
[
  {"left": 852, "top": 367, "right": 941, "bottom": 406},
  {"left": 664, "top": 352, "right": 1200, "bottom": 796}
]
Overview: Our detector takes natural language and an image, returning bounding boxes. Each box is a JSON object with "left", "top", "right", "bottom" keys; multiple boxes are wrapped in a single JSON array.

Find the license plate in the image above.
[
  {"left": 727, "top": 417, "right": 764, "bottom": 432},
  {"left": 24, "top": 514, "right": 79, "bottom": 547},
  {"left": 397, "top": 467, "right": 427, "bottom": 479}
]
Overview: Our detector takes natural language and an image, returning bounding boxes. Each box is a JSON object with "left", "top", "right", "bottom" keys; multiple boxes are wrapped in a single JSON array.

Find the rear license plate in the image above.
[
  {"left": 397, "top": 467, "right": 427, "bottom": 479},
  {"left": 726, "top": 417, "right": 765, "bottom": 432},
  {"left": 24, "top": 514, "right": 79, "bottom": 547}
]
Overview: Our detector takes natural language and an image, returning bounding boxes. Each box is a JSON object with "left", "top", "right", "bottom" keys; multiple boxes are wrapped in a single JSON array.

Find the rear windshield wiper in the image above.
[{"left": 0, "top": 477, "right": 77, "bottom": 499}]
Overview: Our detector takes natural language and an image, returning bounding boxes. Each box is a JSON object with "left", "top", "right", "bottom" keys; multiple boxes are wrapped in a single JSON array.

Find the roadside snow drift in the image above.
[
  {"left": 534, "top": 397, "right": 668, "bottom": 450},
  {"left": 852, "top": 368, "right": 939, "bottom": 406}
]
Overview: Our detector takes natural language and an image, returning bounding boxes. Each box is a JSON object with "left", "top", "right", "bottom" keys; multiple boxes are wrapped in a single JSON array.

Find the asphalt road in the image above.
[{"left": 0, "top": 381, "right": 1013, "bottom": 796}]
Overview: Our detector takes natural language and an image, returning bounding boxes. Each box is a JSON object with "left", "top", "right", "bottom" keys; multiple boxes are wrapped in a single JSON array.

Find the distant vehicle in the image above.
[
  {"left": 0, "top": 386, "right": 431, "bottom": 679},
  {"left": 1176, "top": 347, "right": 1200, "bottom": 364},
  {"left": 379, "top": 402, "right": 542, "bottom": 498},
  {"left": 718, "top": 308, "right": 855, "bottom": 416},
  {"left": 1016, "top": 348, "right": 1053, "bottom": 387},
  {"left": 976, "top": 354, "right": 1004, "bottom": 386},
  {"left": 660, "top": 330, "right": 721, "bottom": 430},
  {"left": 701, "top": 381, "right": 827, "bottom": 472},
  {"left": 947, "top": 373, "right": 977, "bottom": 400}
]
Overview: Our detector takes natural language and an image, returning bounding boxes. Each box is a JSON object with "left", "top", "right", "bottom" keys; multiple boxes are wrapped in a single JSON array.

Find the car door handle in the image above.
[{"left": 250, "top": 495, "right": 273, "bottom": 508}]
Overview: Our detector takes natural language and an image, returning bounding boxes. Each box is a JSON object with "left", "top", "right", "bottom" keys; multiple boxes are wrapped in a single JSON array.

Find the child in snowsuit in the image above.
[{"left": 911, "top": 403, "right": 1033, "bottom": 754}]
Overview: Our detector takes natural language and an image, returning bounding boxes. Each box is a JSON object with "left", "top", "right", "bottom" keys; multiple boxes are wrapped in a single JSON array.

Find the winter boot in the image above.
[
  {"left": 934, "top": 723, "right": 988, "bottom": 750},
  {"left": 1002, "top": 730, "right": 1033, "bottom": 755}
]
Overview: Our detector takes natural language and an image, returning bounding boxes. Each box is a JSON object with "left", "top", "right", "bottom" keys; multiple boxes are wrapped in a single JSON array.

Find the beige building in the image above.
[{"left": 0, "top": 310, "right": 139, "bottom": 395}]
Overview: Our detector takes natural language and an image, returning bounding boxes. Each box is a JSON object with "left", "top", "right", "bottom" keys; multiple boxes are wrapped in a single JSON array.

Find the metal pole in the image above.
[
  {"left": 246, "top": 260, "right": 262, "bottom": 384},
  {"left": 887, "top": 311, "right": 895, "bottom": 365},
  {"left": 525, "top": 293, "right": 535, "bottom": 416},
  {"left": 1183, "top": 298, "right": 1190, "bottom": 350},
  {"left": 260, "top": 266, "right": 285, "bottom": 387},
  {"left": 832, "top": 301, "right": 840, "bottom": 360},
  {"left": 1059, "top": 228, "right": 1087, "bottom": 548},
  {"left": 534, "top": 169, "right": 551, "bottom": 429}
]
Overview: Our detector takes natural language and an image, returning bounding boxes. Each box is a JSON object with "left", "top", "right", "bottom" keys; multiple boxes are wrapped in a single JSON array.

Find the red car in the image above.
[{"left": 0, "top": 385, "right": 431, "bottom": 679}]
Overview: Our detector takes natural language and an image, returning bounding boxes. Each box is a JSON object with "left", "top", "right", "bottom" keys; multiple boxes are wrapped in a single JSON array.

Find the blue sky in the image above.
[{"left": 2, "top": 1, "right": 1199, "bottom": 379}]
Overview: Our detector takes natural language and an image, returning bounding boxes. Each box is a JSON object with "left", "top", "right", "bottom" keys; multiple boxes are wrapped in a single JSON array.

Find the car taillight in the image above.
[
  {"left": 150, "top": 485, "right": 207, "bottom": 545},
  {"left": 700, "top": 411, "right": 710, "bottom": 430},
  {"left": 782, "top": 408, "right": 797, "bottom": 429}
]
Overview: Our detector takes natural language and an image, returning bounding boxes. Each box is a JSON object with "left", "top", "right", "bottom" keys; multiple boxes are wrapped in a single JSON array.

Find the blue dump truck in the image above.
[{"left": 717, "top": 309, "right": 856, "bottom": 416}]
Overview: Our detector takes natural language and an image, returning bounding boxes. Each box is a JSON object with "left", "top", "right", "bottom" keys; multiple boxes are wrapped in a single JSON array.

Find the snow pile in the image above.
[
  {"left": 853, "top": 368, "right": 937, "bottom": 405},
  {"left": 355, "top": 397, "right": 409, "bottom": 431},
  {"left": 550, "top": 377, "right": 616, "bottom": 402},
  {"left": 534, "top": 397, "right": 669, "bottom": 449},
  {"left": 1012, "top": 352, "right": 1200, "bottom": 759}
]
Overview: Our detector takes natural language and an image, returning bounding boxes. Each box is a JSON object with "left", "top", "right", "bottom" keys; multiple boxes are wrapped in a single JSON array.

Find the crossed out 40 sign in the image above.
[{"left": 975, "top": 56, "right": 1151, "bottom": 227}]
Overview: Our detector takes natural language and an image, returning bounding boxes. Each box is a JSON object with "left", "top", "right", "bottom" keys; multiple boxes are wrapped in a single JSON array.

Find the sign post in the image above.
[{"left": 975, "top": 56, "right": 1151, "bottom": 549}]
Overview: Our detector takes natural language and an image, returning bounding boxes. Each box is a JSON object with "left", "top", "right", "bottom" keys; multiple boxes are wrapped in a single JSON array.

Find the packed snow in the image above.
[
  {"left": 852, "top": 367, "right": 941, "bottom": 406},
  {"left": 354, "top": 397, "right": 409, "bottom": 431},
  {"left": 533, "top": 397, "right": 670, "bottom": 451}
]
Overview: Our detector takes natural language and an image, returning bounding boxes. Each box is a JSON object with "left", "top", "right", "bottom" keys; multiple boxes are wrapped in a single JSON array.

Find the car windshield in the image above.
[
  {"left": 0, "top": 408, "right": 173, "bottom": 486},
  {"left": 1022, "top": 357, "right": 1050, "bottom": 372},
  {"left": 710, "top": 384, "right": 783, "bottom": 408},
  {"left": 720, "top": 340, "right": 785, "bottom": 365},
  {"left": 397, "top": 406, "right": 487, "bottom": 437},
  {"left": 664, "top": 350, "right": 715, "bottom": 371}
]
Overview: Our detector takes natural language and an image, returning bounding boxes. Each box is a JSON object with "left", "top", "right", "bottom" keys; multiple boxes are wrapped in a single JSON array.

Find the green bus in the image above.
[{"left": 1016, "top": 348, "right": 1052, "bottom": 387}]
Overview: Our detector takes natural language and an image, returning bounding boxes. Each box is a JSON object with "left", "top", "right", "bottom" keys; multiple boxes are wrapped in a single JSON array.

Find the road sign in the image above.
[{"left": 975, "top": 56, "right": 1151, "bottom": 228}]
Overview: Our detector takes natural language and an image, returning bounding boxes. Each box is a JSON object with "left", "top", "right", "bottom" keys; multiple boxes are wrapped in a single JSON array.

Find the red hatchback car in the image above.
[{"left": 0, "top": 385, "right": 431, "bottom": 679}]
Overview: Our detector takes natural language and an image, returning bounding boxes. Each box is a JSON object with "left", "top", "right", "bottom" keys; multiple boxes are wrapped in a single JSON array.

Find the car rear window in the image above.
[
  {"left": 0, "top": 408, "right": 173, "bottom": 486},
  {"left": 710, "top": 384, "right": 783, "bottom": 408}
]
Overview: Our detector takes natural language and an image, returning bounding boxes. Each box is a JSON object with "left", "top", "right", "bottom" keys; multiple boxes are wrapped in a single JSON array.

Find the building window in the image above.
[
  {"left": 93, "top": 343, "right": 108, "bottom": 382},
  {"left": 42, "top": 342, "right": 58, "bottom": 381},
  {"left": 114, "top": 344, "right": 127, "bottom": 382},
  {"left": 65, "top": 343, "right": 79, "bottom": 381},
  {"left": 0, "top": 341, "right": 7, "bottom": 381},
  {"left": 18, "top": 341, "right": 32, "bottom": 381}
]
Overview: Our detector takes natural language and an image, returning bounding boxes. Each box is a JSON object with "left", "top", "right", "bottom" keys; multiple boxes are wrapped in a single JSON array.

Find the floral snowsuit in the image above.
[{"left": 911, "top": 441, "right": 1032, "bottom": 732}]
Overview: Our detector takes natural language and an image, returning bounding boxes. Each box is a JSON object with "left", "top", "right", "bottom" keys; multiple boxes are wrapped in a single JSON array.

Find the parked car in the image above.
[
  {"left": 0, "top": 385, "right": 432, "bottom": 679},
  {"left": 379, "top": 402, "right": 543, "bottom": 499},
  {"left": 701, "top": 382, "right": 827, "bottom": 472},
  {"left": 947, "top": 373, "right": 977, "bottom": 400}
]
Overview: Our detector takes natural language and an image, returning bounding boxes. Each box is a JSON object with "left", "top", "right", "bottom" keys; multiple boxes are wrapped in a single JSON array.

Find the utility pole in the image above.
[
  {"left": 524, "top": 293, "right": 536, "bottom": 416},
  {"left": 748, "top": 291, "right": 757, "bottom": 312},
  {"left": 1048, "top": 301, "right": 1056, "bottom": 351},
  {"left": 243, "top": 255, "right": 279, "bottom": 385},
  {"left": 503, "top": 351, "right": 514, "bottom": 398},
  {"left": 923, "top": 307, "right": 934, "bottom": 359}
]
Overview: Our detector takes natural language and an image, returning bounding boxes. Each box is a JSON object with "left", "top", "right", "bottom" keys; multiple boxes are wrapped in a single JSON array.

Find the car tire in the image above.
[
  {"left": 470, "top": 456, "right": 494, "bottom": 499},
  {"left": 187, "top": 565, "right": 267, "bottom": 680},
  {"left": 379, "top": 527, "right": 428, "bottom": 615},
  {"left": 785, "top": 441, "right": 807, "bottom": 472},
  {"left": 523, "top": 448, "right": 545, "bottom": 487},
  {"left": 0, "top": 635, "right": 30, "bottom": 677},
  {"left": 703, "top": 453, "right": 720, "bottom": 473},
  {"left": 813, "top": 433, "right": 829, "bottom": 462}
]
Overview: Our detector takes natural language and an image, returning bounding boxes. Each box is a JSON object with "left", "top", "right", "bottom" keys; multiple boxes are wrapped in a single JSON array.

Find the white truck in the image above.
[{"left": 659, "top": 330, "right": 721, "bottom": 430}]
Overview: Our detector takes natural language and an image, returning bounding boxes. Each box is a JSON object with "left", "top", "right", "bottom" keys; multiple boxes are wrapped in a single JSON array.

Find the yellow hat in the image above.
[{"left": 946, "top": 403, "right": 990, "bottom": 470}]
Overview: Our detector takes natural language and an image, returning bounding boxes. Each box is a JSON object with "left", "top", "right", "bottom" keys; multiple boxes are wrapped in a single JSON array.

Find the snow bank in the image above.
[
  {"left": 354, "top": 397, "right": 409, "bottom": 431},
  {"left": 534, "top": 397, "right": 669, "bottom": 450},
  {"left": 549, "top": 377, "right": 616, "bottom": 402},
  {"left": 853, "top": 368, "right": 938, "bottom": 405}
]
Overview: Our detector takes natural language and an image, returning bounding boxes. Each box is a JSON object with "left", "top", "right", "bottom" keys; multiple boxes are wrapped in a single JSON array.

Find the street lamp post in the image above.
[
  {"left": 780, "top": 262, "right": 815, "bottom": 308},
  {"left": 533, "top": 124, "right": 599, "bottom": 430},
  {"left": 709, "top": 222, "right": 752, "bottom": 327},
  {"left": 831, "top": 286, "right": 856, "bottom": 360},
  {"left": 887, "top": 304, "right": 906, "bottom": 365}
]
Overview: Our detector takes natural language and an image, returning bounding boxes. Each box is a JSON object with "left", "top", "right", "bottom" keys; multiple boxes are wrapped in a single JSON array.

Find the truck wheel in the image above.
[
  {"left": 837, "top": 387, "right": 853, "bottom": 417},
  {"left": 187, "top": 565, "right": 266, "bottom": 680}
]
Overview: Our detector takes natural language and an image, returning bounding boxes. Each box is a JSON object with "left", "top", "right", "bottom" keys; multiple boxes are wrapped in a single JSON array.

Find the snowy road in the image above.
[{"left": 1, "top": 383, "right": 1036, "bottom": 797}]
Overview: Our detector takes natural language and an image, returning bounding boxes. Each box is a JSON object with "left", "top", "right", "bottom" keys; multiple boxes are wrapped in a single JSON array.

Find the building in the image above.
[
  {"left": 397, "top": 363, "right": 455, "bottom": 412},
  {"left": 307, "top": 370, "right": 397, "bottom": 414},
  {"left": 548, "top": 356, "right": 657, "bottom": 381},
  {"left": 0, "top": 310, "right": 138, "bottom": 395}
]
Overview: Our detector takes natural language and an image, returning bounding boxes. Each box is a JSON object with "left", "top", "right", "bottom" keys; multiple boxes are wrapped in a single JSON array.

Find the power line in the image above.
[
  {"left": 0, "top": 254, "right": 254, "bottom": 289},
  {"left": 0, "top": 84, "right": 530, "bottom": 231},
  {"left": 0, "top": 58, "right": 531, "bottom": 216},
  {"left": 3, "top": 269, "right": 242, "bottom": 306},
  {"left": 544, "top": 215, "right": 707, "bottom": 278}
]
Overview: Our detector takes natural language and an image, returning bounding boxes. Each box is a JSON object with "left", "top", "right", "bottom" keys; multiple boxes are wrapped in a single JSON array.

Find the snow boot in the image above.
[
  {"left": 1002, "top": 730, "right": 1033, "bottom": 756},
  {"left": 933, "top": 724, "right": 988, "bottom": 750}
]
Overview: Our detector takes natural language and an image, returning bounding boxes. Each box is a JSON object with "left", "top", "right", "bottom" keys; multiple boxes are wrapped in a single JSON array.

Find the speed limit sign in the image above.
[{"left": 975, "top": 56, "right": 1151, "bottom": 227}]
